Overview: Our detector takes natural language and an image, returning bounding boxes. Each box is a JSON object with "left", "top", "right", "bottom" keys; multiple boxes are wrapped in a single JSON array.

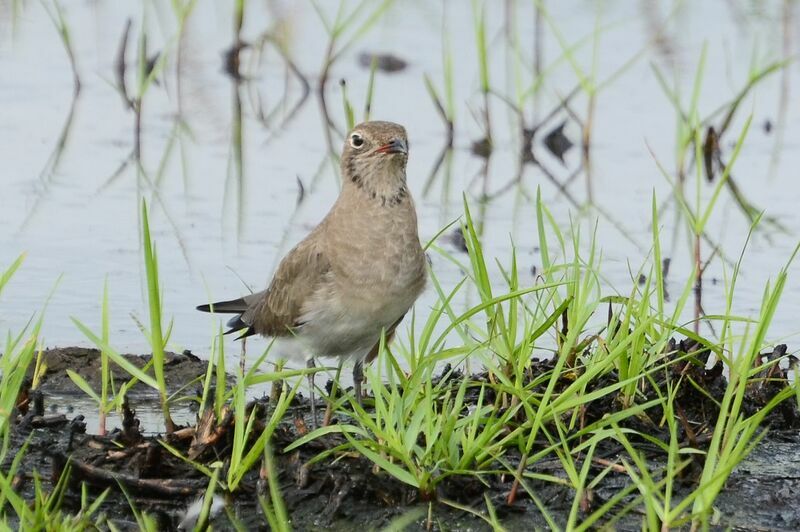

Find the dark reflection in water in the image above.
[{"left": 0, "top": 1, "right": 799, "bottom": 354}]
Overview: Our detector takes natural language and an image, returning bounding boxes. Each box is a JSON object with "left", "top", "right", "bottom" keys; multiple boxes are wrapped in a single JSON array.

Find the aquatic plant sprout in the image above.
[
  {"left": 2, "top": 1, "right": 800, "bottom": 528},
  {"left": 284, "top": 190, "right": 800, "bottom": 527},
  {"left": 5, "top": 168, "right": 800, "bottom": 528}
]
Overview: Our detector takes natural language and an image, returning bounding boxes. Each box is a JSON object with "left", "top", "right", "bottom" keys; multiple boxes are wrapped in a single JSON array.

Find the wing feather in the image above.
[{"left": 250, "top": 236, "right": 331, "bottom": 337}]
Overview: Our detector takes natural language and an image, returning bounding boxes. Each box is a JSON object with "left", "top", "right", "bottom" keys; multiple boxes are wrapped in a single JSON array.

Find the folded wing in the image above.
[{"left": 196, "top": 236, "right": 330, "bottom": 340}]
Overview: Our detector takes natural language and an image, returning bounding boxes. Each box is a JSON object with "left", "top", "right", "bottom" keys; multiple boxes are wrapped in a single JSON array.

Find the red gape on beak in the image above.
[{"left": 376, "top": 138, "right": 408, "bottom": 155}]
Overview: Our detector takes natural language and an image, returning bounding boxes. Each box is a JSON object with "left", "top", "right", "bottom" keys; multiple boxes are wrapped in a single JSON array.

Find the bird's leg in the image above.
[
  {"left": 306, "top": 357, "right": 317, "bottom": 430},
  {"left": 240, "top": 337, "right": 247, "bottom": 375},
  {"left": 353, "top": 359, "right": 364, "bottom": 407},
  {"left": 322, "top": 358, "right": 345, "bottom": 427}
]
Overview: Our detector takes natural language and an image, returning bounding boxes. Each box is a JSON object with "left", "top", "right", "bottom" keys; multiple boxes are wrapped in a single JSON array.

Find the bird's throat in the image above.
[{"left": 345, "top": 160, "right": 409, "bottom": 207}]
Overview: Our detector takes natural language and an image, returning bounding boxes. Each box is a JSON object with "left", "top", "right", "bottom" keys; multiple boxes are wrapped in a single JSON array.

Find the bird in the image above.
[{"left": 197, "top": 121, "right": 427, "bottom": 424}]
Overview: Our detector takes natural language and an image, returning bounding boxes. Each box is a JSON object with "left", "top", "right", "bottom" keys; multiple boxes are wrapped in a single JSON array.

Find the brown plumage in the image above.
[{"left": 197, "top": 121, "right": 427, "bottom": 404}]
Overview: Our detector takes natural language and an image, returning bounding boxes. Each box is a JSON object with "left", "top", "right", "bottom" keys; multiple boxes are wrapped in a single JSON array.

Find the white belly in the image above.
[{"left": 292, "top": 272, "right": 424, "bottom": 361}]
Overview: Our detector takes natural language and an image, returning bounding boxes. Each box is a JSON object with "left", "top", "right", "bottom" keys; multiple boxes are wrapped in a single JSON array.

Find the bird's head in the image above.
[{"left": 341, "top": 121, "right": 409, "bottom": 197}]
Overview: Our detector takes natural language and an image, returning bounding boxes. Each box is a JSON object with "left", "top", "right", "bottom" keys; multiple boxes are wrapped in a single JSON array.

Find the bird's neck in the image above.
[{"left": 342, "top": 160, "right": 409, "bottom": 207}]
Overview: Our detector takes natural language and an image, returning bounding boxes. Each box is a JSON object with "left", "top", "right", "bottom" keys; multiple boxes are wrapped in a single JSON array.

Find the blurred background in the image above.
[{"left": 1, "top": 0, "right": 798, "bottom": 358}]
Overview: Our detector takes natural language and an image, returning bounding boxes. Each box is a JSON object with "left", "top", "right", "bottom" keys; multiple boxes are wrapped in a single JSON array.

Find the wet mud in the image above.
[
  {"left": 7, "top": 341, "right": 800, "bottom": 530},
  {"left": 28, "top": 347, "right": 213, "bottom": 397}
]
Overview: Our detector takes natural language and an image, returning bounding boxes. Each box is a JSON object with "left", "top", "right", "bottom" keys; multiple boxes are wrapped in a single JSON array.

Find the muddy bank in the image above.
[
  {"left": 716, "top": 436, "right": 800, "bottom": 531},
  {"left": 28, "top": 347, "right": 213, "bottom": 396},
  {"left": 6, "top": 343, "right": 800, "bottom": 530},
  {"left": 10, "top": 416, "right": 800, "bottom": 530}
]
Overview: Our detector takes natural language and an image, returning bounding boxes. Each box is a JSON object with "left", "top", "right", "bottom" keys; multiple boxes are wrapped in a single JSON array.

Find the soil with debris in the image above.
[
  {"left": 29, "top": 346, "right": 214, "bottom": 396},
  {"left": 6, "top": 341, "right": 800, "bottom": 530}
]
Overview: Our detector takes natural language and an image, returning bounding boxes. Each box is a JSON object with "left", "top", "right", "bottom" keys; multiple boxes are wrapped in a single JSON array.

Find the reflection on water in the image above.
[
  {"left": 1, "top": 1, "right": 800, "bottom": 366},
  {"left": 45, "top": 392, "right": 196, "bottom": 435}
]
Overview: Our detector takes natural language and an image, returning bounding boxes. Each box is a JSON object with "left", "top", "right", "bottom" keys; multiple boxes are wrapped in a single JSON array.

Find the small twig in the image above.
[
  {"left": 591, "top": 457, "right": 627, "bottom": 474},
  {"left": 506, "top": 453, "right": 527, "bottom": 505},
  {"left": 56, "top": 453, "right": 205, "bottom": 496}
]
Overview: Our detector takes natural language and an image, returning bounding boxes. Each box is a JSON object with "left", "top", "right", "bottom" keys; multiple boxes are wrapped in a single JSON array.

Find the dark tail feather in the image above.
[
  {"left": 197, "top": 297, "right": 256, "bottom": 339},
  {"left": 223, "top": 315, "right": 256, "bottom": 340},
  {"left": 196, "top": 297, "right": 248, "bottom": 314},
  {"left": 232, "top": 327, "right": 257, "bottom": 340}
]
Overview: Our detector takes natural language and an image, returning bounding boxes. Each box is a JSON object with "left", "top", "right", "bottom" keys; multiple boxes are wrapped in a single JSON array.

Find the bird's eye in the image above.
[{"left": 350, "top": 133, "right": 365, "bottom": 148}]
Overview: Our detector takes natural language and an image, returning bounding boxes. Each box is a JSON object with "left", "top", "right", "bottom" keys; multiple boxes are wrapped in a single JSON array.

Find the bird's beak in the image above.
[{"left": 376, "top": 138, "right": 408, "bottom": 155}]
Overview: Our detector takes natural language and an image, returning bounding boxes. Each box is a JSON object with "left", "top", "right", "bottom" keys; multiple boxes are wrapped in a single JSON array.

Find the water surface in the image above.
[{"left": 2, "top": 1, "right": 799, "bottom": 367}]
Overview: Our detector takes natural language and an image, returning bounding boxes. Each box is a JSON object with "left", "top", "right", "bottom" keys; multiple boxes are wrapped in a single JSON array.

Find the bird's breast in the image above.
[
  {"left": 294, "top": 196, "right": 427, "bottom": 359},
  {"left": 324, "top": 198, "right": 427, "bottom": 315}
]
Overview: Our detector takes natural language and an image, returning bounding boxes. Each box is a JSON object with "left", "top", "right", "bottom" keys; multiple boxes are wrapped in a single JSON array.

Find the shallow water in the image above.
[
  {"left": 2, "top": 0, "right": 800, "bottom": 373},
  {"left": 43, "top": 392, "right": 196, "bottom": 436}
]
